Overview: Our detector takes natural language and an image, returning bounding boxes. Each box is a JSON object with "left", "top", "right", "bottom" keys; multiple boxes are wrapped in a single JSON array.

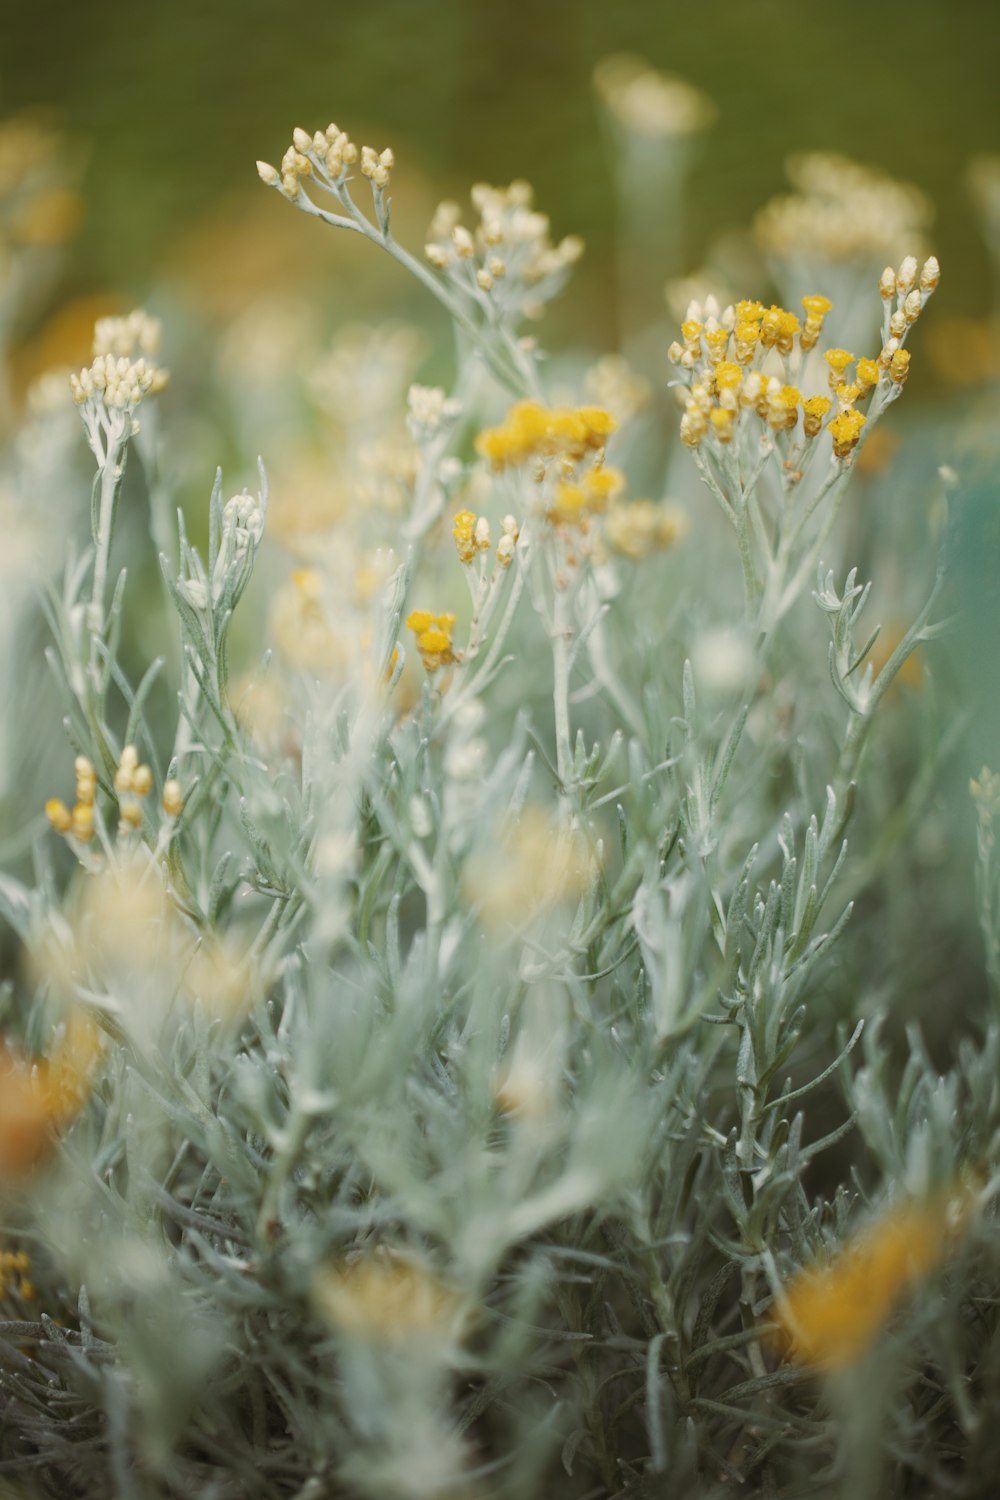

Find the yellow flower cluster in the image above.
[
  {"left": 672, "top": 262, "right": 938, "bottom": 463},
  {"left": 406, "top": 610, "right": 457, "bottom": 673},
  {"left": 0, "top": 1246, "right": 33, "bottom": 1301},
  {"left": 113, "top": 744, "right": 154, "bottom": 831},
  {"left": 548, "top": 463, "right": 624, "bottom": 524},
  {"left": 0, "top": 1014, "right": 102, "bottom": 1179},
  {"left": 604, "top": 498, "right": 689, "bottom": 560},
  {"left": 774, "top": 1185, "right": 975, "bottom": 1371},
  {"left": 313, "top": 1249, "right": 469, "bottom": 1345},
  {"left": 46, "top": 754, "right": 99, "bottom": 843},
  {"left": 452, "top": 509, "right": 491, "bottom": 565},
  {"left": 475, "top": 400, "right": 616, "bottom": 470}
]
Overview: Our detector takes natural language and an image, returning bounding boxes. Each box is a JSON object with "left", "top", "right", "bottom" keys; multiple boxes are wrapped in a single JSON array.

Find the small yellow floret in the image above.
[
  {"left": 715, "top": 361, "right": 743, "bottom": 392},
  {"left": 828, "top": 408, "right": 866, "bottom": 458},
  {"left": 406, "top": 610, "right": 457, "bottom": 673},
  {"left": 889, "top": 348, "right": 911, "bottom": 384},
  {"left": 802, "top": 394, "right": 832, "bottom": 437},
  {"left": 45, "top": 798, "right": 73, "bottom": 834},
  {"left": 452, "top": 509, "right": 477, "bottom": 564},
  {"left": 162, "top": 780, "right": 184, "bottom": 819},
  {"left": 824, "top": 348, "right": 854, "bottom": 384},
  {"left": 856, "top": 357, "right": 879, "bottom": 388}
]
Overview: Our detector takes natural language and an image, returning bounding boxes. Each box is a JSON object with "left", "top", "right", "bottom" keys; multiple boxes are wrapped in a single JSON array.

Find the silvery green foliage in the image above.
[{"left": 1, "top": 160, "right": 998, "bottom": 1500}]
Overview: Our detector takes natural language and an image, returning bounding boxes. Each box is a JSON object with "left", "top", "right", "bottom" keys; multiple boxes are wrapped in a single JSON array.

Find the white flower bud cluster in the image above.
[
  {"left": 496, "top": 514, "right": 519, "bottom": 568},
  {"left": 360, "top": 145, "right": 394, "bottom": 191},
  {"left": 68, "top": 307, "right": 169, "bottom": 458},
  {"left": 406, "top": 383, "right": 463, "bottom": 436},
  {"left": 876, "top": 254, "right": 939, "bottom": 376},
  {"left": 93, "top": 308, "right": 162, "bottom": 360},
  {"left": 258, "top": 123, "right": 393, "bottom": 202},
  {"left": 754, "top": 152, "right": 933, "bottom": 266},
  {"left": 223, "top": 490, "right": 265, "bottom": 551},
  {"left": 424, "top": 182, "right": 583, "bottom": 320},
  {"left": 593, "top": 54, "right": 716, "bottom": 139},
  {"left": 210, "top": 489, "right": 266, "bottom": 603},
  {"left": 70, "top": 353, "right": 159, "bottom": 412}
]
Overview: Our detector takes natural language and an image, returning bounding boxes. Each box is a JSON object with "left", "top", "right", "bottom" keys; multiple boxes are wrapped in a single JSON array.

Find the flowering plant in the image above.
[{"left": 0, "top": 87, "right": 997, "bottom": 1500}]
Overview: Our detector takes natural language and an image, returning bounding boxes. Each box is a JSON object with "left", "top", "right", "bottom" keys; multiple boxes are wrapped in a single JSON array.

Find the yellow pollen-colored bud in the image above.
[
  {"left": 856, "top": 357, "right": 879, "bottom": 388},
  {"left": 45, "top": 798, "right": 73, "bottom": 834},
  {"left": 889, "top": 349, "right": 911, "bottom": 384},
  {"left": 801, "top": 294, "right": 833, "bottom": 319},
  {"left": 734, "top": 300, "right": 764, "bottom": 324},
  {"left": 132, "top": 765, "right": 153, "bottom": 798},
  {"left": 452, "top": 510, "right": 477, "bottom": 564},
  {"left": 802, "top": 394, "right": 832, "bottom": 437},
  {"left": 766, "top": 385, "right": 801, "bottom": 430},
  {"left": 162, "top": 780, "right": 184, "bottom": 818},
  {"left": 71, "top": 803, "right": 95, "bottom": 842},
  {"left": 835, "top": 382, "right": 862, "bottom": 409},
  {"left": 583, "top": 465, "right": 625, "bottom": 506},
  {"left": 715, "top": 360, "right": 742, "bottom": 392},
  {"left": 119, "top": 802, "right": 143, "bottom": 830},
  {"left": 710, "top": 408, "right": 735, "bottom": 443},
  {"left": 418, "top": 626, "right": 451, "bottom": 654},
  {"left": 828, "top": 408, "right": 866, "bottom": 458},
  {"left": 824, "top": 348, "right": 854, "bottom": 375},
  {"left": 405, "top": 610, "right": 434, "bottom": 634}
]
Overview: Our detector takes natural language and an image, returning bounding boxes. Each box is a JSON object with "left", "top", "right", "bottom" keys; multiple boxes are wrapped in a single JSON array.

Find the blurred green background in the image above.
[{"left": 4, "top": 0, "right": 1000, "bottom": 346}]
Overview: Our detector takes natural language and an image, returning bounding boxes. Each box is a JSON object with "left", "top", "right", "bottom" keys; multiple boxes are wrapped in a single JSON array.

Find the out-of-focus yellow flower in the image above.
[
  {"left": 313, "top": 1249, "right": 470, "bottom": 1345},
  {"left": 0, "top": 1014, "right": 101, "bottom": 1180},
  {"left": 463, "top": 807, "right": 592, "bottom": 928},
  {"left": 475, "top": 400, "right": 615, "bottom": 470},
  {"left": 774, "top": 1186, "right": 975, "bottom": 1371}
]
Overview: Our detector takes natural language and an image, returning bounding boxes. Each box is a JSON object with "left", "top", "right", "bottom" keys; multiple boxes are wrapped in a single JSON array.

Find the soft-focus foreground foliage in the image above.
[{"left": 1, "top": 72, "right": 1000, "bottom": 1500}]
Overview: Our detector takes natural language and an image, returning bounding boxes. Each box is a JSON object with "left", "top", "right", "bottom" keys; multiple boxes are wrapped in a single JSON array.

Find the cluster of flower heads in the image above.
[
  {"left": 474, "top": 399, "right": 622, "bottom": 528},
  {"left": 0, "top": 1014, "right": 101, "bottom": 1179},
  {"left": 46, "top": 751, "right": 181, "bottom": 843},
  {"left": 405, "top": 610, "right": 456, "bottom": 674},
  {"left": 593, "top": 54, "right": 716, "bottom": 139},
  {"left": 46, "top": 754, "right": 100, "bottom": 844},
  {"left": 452, "top": 509, "right": 519, "bottom": 569},
  {"left": 774, "top": 1183, "right": 975, "bottom": 1371},
  {"left": 670, "top": 257, "right": 939, "bottom": 464},
  {"left": 603, "top": 499, "right": 689, "bottom": 560},
  {"left": 257, "top": 124, "right": 393, "bottom": 201},
  {"left": 0, "top": 1246, "right": 33, "bottom": 1301},
  {"left": 753, "top": 152, "right": 933, "bottom": 267},
  {"left": 69, "top": 308, "right": 168, "bottom": 449},
  {"left": 424, "top": 184, "right": 583, "bottom": 320},
  {"left": 475, "top": 400, "right": 616, "bottom": 470}
]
